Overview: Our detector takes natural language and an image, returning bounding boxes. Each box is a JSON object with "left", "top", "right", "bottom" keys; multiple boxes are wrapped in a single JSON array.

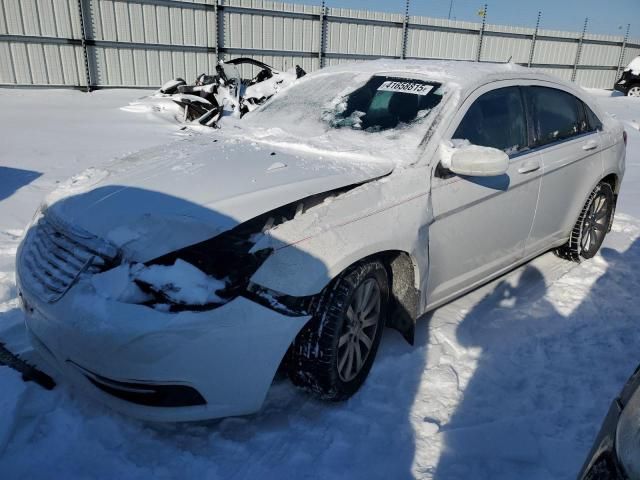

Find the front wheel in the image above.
[
  {"left": 287, "top": 260, "right": 389, "bottom": 401},
  {"left": 555, "top": 182, "right": 614, "bottom": 261}
]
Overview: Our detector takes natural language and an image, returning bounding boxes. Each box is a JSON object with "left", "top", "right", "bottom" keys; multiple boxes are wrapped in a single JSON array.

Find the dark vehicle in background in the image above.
[
  {"left": 614, "top": 56, "right": 640, "bottom": 97},
  {"left": 579, "top": 365, "right": 640, "bottom": 479}
]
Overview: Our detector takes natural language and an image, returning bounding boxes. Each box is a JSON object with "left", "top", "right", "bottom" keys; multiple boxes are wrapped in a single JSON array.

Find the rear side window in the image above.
[
  {"left": 584, "top": 103, "right": 603, "bottom": 132},
  {"left": 453, "top": 86, "right": 528, "bottom": 155},
  {"left": 525, "top": 86, "right": 585, "bottom": 146}
]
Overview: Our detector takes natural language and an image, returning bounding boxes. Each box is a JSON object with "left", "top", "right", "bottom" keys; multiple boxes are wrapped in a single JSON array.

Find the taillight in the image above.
[{"left": 623, "top": 130, "right": 627, "bottom": 146}]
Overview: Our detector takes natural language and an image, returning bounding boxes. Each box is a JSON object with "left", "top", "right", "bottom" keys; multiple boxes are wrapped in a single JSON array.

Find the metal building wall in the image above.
[
  {"left": 0, "top": 0, "right": 86, "bottom": 86},
  {"left": 406, "top": 17, "right": 480, "bottom": 61},
  {"left": 0, "top": 0, "right": 638, "bottom": 90}
]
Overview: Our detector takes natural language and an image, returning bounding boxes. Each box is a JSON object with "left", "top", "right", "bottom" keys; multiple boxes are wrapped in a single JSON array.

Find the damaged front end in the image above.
[
  {"left": 130, "top": 187, "right": 350, "bottom": 315},
  {"left": 130, "top": 199, "right": 311, "bottom": 314},
  {"left": 21, "top": 188, "right": 352, "bottom": 319}
]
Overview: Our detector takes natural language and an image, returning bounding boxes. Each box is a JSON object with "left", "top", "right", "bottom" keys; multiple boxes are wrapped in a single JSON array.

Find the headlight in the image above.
[
  {"left": 20, "top": 204, "right": 45, "bottom": 242},
  {"left": 617, "top": 385, "right": 640, "bottom": 479},
  {"left": 130, "top": 199, "right": 310, "bottom": 312},
  {"left": 132, "top": 216, "right": 275, "bottom": 312}
]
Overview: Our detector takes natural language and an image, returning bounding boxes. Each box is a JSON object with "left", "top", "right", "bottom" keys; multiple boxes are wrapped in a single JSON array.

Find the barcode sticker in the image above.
[{"left": 377, "top": 81, "right": 433, "bottom": 95}]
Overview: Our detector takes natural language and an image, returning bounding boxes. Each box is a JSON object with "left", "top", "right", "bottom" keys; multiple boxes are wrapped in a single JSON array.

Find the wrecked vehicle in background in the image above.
[
  {"left": 614, "top": 55, "right": 640, "bottom": 97},
  {"left": 16, "top": 60, "right": 625, "bottom": 422},
  {"left": 125, "top": 58, "right": 306, "bottom": 127}
]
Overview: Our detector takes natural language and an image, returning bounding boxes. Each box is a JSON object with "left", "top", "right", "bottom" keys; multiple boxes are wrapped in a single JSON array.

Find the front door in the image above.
[{"left": 427, "top": 85, "right": 541, "bottom": 306}]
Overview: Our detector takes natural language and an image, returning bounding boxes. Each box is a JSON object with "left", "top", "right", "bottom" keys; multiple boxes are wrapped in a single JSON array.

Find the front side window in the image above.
[
  {"left": 327, "top": 76, "right": 444, "bottom": 132},
  {"left": 525, "top": 86, "right": 585, "bottom": 146},
  {"left": 452, "top": 86, "right": 528, "bottom": 156}
]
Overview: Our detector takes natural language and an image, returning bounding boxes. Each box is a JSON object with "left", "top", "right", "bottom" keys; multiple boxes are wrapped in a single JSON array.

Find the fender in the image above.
[
  {"left": 250, "top": 171, "right": 431, "bottom": 298},
  {"left": 249, "top": 170, "right": 432, "bottom": 345}
]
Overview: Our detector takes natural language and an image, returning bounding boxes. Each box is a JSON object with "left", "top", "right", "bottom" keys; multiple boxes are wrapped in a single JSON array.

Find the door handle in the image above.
[
  {"left": 517, "top": 161, "right": 541, "bottom": 174},
  {"left": 583, "top": 140, "right": 599, "bottom": 151}
]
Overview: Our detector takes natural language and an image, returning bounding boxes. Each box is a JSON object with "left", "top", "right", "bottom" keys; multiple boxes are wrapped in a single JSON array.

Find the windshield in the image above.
[
  {"left": 327, "top": 76, "right": 443, "bottom": 132},
  {"left": 241, "top": 71, "right": 448, "bottom": 162}
]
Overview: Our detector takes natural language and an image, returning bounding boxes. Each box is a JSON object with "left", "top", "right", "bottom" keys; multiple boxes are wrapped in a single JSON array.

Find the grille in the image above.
[{"left": 20, "top": 212, "right": 119, "bottom": 302}]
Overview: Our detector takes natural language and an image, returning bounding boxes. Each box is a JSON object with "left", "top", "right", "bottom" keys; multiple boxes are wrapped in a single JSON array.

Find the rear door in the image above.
[
  {"left": 523, "top": 86, "right": 605, "bottom": 256},
  {"left": 427, "top": 84, "right": 542, "bottom": 305}
]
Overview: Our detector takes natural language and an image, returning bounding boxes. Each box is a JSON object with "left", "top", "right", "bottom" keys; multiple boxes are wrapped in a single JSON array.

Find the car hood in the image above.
[{"left": 44, "top": 135, "right": 394, "bottom": 262}]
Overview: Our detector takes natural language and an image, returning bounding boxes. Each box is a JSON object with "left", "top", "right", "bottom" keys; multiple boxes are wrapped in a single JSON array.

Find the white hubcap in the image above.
[{"left": 629, "top": 86, "right": 640, "bottom": 97}]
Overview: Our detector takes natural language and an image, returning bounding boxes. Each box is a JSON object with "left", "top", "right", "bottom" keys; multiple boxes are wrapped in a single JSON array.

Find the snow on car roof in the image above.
[{"left": 313, "top": 58, "right": 558, "bottom": 93}]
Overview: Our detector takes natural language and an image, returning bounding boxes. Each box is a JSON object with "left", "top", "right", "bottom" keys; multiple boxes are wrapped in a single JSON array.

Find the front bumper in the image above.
[{"left": 17, "top": 272, "right": 310, "bottom": 422}]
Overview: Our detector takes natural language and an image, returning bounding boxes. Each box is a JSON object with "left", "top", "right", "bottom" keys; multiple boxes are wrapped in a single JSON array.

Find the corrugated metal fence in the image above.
[{"left": 1, "top": 0, "right": 639, "bottom": 90}]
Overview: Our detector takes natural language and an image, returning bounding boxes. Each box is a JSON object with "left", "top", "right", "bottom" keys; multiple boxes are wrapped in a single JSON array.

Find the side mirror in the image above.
[{"left": 440, "top": 142, "right": 509, "bottom": 177}]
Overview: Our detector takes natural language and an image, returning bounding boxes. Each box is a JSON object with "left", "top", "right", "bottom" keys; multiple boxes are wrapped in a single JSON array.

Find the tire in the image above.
[
  {"left": 555, "top": 182, "right": 614, "bottom": 262},
  {"left": 627, "top": 85, "right": 640, "bottom": 97},
  {"left": 287, "top": 260, "right": 389, "bottom": 401}
]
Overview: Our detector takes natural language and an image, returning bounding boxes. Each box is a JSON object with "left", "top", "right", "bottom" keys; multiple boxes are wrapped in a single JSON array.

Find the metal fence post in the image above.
[
  {"left": 616, "top": 23, "right": 630, "bottom": 78},
  {"left": 528, "top": 11, "right": 541, "bottom": 68},
  {"left": 213, "top": 0, "right": 219, "bottom": 62},
  {"left": 216, "top": 0, "right": 225, "bottom": 62},
  {"left": 318, "top": 1, "right": 326, "bottom": 68},
  {"left": 76, "top": 0, "right": 93, "bottom": 91},
  {"left": 476, "top": 4, "right": 487, "bottom": 62},
  {"left": 572, "top": 17, "right": 588, "bottom": 82},
  {"left": 400, "top": 0, "right": 410, "bottom": 59}
]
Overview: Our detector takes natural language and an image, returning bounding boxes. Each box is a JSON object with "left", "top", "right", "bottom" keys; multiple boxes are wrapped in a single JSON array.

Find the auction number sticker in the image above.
[{"left": 377, "top": 80, "right": 433, "bottom": 95}]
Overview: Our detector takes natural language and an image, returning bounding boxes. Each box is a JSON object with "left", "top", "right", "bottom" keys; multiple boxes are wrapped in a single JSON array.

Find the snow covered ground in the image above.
[{"left": 0, "top": 86, "right": 640, "bottom": 480}]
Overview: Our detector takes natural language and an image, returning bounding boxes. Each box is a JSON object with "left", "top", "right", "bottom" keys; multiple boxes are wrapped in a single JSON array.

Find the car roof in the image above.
[{"left": 318, "top": 58, "right": 572, "bottom": 95}]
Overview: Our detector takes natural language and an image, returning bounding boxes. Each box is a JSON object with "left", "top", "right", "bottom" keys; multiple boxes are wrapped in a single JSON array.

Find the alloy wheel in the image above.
[
  {"left": 337, "top": 278, "right": 381, "bottom": 382},
  {"left": 581, "top": 191, "right": 610, "bottom": 255},
  {"left": 628, "top": 86, "right": 640, "bottom": 97}
]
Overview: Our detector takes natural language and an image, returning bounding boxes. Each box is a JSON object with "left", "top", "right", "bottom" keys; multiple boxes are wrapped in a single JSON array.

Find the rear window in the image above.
[{"left": 326, "top": 76, "right": 444, "bottom": 132}]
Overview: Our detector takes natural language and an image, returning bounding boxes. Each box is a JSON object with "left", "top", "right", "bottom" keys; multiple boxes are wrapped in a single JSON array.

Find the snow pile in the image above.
[
  {"left": 133, "top": 259, "right": 225, "bottom": 306},
  {"left": 91, "top": 259, "right": 226, "bottom": 306},
  {"left": 89, "top": 264, "right": 150, "bottom": 304},
  {"left": 624, "top": 56, "right": 640, "bottom": 75},
  {"left": 0, "top": 87, "right": 639, "bottom": 479}
]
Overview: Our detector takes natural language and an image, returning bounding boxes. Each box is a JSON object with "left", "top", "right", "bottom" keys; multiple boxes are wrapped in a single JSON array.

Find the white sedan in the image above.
[{"left": 16, "top": 60, "right": 626, "bottom": 421}]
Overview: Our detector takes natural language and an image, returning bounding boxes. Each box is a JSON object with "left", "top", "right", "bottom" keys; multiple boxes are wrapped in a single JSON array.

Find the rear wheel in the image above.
[
  {"left": 287, "top": 260, "right": 389, "bottom": 400},
  {"left": 627, "top": 85, "right": 640, "bottom": 97},
  {"left": 555, "top": 182, "right": 614, "bottom": 261}
]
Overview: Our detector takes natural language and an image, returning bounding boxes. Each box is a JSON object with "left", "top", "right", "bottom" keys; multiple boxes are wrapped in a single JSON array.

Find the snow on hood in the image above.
[{"left": 43, "top": 135, "right": 394, "bottom": 262}]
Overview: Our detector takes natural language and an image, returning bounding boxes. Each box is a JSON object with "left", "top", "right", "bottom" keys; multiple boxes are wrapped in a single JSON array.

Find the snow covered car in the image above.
[
  {"left": 16, "top": 60, "right": 626, "bottom": 421},
  {"left": 578, "top": 365, "right": 640, "bottom": 479},
  {"left": 614, "top": 56, "right": 640, "bottom": 97}
]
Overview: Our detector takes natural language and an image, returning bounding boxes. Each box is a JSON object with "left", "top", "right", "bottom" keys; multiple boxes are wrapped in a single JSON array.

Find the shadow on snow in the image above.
[
  {"left": 1, "top": 184, "right": 640, "bottom": 480},
  {"left": 0, "top": 167, "right": 42, "bottom": 202}
]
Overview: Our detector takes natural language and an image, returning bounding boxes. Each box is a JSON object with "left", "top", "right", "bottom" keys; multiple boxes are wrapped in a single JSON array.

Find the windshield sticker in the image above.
[{"left": 377, "top": 81, "right": 434, "bottom": 95}]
